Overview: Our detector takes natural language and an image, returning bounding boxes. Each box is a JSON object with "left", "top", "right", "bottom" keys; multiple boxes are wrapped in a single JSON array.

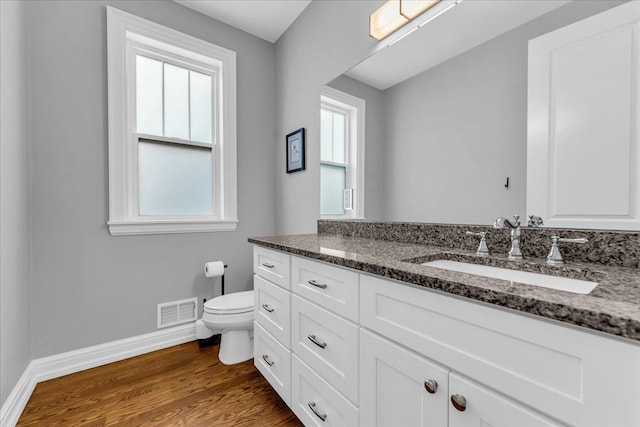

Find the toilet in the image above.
[{"left": 202, "top": 290, "right": 255, "bottom": 365}]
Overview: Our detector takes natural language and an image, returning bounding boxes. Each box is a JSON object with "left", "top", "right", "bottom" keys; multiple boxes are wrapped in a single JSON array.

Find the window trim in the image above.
[
  {"left": 106, "top": 7, "right": 237, "bottom": 235},
  {"left": 320, "top": 86, "right": 365, "bottom": 220}
]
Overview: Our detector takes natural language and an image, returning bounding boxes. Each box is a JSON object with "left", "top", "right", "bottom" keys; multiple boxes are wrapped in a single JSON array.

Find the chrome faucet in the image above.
[{"left": 494, "top": 215, "right": 523, "bottom": 260}]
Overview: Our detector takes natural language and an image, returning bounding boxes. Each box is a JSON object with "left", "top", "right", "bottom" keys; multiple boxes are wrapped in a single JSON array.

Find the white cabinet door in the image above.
[
  {"left": 360, "top": 329, "right": 449, "bottom": 427},
  {"left": 449, "top": 373, "right": 562, "bottom": 427},
  {"left": 527, "top": 1, "right": 640, "bottom": 230}
]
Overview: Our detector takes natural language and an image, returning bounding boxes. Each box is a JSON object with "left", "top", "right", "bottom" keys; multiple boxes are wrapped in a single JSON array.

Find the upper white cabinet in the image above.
[{"left": 527, "top": 1, "right": 640, "bottom": 230}]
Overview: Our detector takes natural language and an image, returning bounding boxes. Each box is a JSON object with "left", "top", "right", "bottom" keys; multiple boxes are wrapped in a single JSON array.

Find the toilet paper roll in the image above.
[{"left": 204, "top": 261, "right": 225, "bottom": 278}]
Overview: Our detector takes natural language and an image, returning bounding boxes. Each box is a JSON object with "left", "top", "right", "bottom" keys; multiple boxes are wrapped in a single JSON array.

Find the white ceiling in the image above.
[
  {"left": 347, "top": 0, "right": 571, "bottom": 90},
  {"left": 174, "top": 0, "right": 312, "bottom": 43}
]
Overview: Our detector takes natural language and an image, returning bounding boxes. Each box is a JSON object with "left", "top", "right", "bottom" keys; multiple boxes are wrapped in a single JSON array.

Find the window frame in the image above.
[
  {"left": 106, "top": 7, "right": 237, "bottom": 235},
  {"left": 320, "top": 86, "right": 365, "bottom": 220}
]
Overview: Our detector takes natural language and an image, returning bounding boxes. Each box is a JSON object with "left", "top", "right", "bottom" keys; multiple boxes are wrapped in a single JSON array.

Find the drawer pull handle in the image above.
[
  {"left": 424, "top": 379, "right": 438, "bottom": 394},
  {"left": 261, "top": 354, "right": 275, "bottom": 366},
  {"left": 308, "top": 279, "right": 328, "bottom": 289},
  {"left": 451, "top": 394, "right": 467, "bottom": 412},
  {"left": 307, "top": 334, "right": 327, "bottom": 349},
  {"left": 262, "top": 262, "right": 275, "bottom": 269},
  {"left": 308, "top": 402, "right": 327, "bottom": 422},
  {"left": 261, "top": 304, "right": 275, "bottom": 313}
]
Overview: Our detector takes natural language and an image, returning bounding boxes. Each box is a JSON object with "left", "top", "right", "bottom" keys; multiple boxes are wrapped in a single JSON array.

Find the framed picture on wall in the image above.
[{"left": 286, "top": 128, "right": 305, "bottom": 173}]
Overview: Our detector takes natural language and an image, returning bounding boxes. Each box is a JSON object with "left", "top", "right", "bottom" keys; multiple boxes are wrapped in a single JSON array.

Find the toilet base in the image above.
[{"left": 218, "top": 329, "right": 253, "bottom": 365}]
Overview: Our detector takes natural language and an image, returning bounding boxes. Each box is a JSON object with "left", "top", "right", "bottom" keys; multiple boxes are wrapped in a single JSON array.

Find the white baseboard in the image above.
[
  {"left": 0, "top": 323, "right": 196, "bottom": 427},
  {"left": 0, "top": 361, "right": 37, "bottom": 427}
]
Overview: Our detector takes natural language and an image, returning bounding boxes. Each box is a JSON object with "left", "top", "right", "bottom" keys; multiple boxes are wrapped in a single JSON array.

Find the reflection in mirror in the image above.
[
  {"left": 326, "top": 0, "right": 632, "bottom": 228},
  {"left": 319, "top": 87, "right": 366, "bottom": 220}
]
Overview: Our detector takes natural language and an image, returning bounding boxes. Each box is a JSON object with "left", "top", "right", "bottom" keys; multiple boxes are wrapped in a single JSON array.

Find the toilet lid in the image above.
[{"left": 204, "top": 290, "right": 254, "bottom": 314}]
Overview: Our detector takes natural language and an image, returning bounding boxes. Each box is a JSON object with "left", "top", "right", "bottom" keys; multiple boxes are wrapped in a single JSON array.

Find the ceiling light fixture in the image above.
[{"left": 370, "top": 0, "right": 457, "bottom": 41}]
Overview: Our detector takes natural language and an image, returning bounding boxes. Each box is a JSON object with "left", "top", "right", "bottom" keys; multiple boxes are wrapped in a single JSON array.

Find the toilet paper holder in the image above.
[
  {"left": 220, "top": 264, "right": 227, "bottom": 295},
  {"left": 204, "top": 262, "right": 228, "bottom": 295}
]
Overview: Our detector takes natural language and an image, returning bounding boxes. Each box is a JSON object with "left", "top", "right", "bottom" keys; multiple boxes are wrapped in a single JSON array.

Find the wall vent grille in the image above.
[{"left": 157, "top": 297, "right": 197, "bottom": 328}]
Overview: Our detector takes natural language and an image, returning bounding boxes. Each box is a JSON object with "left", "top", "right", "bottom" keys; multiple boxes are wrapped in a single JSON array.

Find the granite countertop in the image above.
[{"left": 249, "top": 233, "right": 640, "bottom": 342}]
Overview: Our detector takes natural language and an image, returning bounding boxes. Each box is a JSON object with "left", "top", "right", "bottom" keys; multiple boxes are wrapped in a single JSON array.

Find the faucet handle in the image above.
[
  {"left": 513, "top": 215, "right": 521, "bottom": 226},
  {"left": 527, "top": 215, "right": 544, "bottom": 227},
  {"left": 465, "top": 231, "right": 490, "bottom": 257},
  {"left": 547, "top": 236, "right": 588, "bottom": 265}
]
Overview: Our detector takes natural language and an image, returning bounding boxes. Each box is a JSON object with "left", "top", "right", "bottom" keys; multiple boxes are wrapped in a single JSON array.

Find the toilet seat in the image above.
[{"left": 204, "top": 290, "right": 254, "bottom": 315}]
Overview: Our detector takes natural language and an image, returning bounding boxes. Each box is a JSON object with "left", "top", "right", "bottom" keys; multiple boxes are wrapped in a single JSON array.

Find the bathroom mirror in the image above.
[{"left": 326, "top": 0, "right": 634, "bottom": 228}]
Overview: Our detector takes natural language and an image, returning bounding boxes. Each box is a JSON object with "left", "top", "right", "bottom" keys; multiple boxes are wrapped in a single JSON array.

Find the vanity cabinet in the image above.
[
  {"left": 252, "top": 246, "right": 640, "bottom": 426},
  {"left": 360, "top": 274, "right": 640, "bottom": 427}
]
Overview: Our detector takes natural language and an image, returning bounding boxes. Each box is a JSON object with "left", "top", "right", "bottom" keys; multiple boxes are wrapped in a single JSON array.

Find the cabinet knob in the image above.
[
  {"left": 451, "top": 394, "right": 467, "bottom": 412},
  {"left": 424, "top": 379, "right": 438, "bottom": 394}
]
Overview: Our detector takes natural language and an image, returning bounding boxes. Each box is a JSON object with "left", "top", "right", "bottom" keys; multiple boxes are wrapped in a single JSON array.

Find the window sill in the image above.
[{"left": 108, "top": 219, "right": 238, "bottom": 236}]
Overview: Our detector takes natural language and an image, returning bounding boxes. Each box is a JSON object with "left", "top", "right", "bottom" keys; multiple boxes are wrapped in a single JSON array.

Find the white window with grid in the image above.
[
  {"left": 107, "top": 7, "right": 237, "bottom": 235},
  {"left": 320, "top": 87, "right": 365, "bottom": 219}
]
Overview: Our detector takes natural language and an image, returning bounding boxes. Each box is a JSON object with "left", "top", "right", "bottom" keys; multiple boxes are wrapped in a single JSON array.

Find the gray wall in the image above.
[
  {"left": 274, "top": 0, "right": 381, "bottom": 234},
  {"left": 328, "top": 75, "right": 386, "bottom": 222},
  {"left": 26, "top": 0, "right": 276, "bottom": 358},
  {"left": 0, "top": 0, "right": 32, "bottom": 405}
]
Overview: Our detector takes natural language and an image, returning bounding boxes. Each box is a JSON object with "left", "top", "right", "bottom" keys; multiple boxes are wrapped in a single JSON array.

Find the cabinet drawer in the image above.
[
  {"left": 254, "top": 275, "right": 291, "bottom": 347},
  {"left": 360, "top": 329, "right": 449, "bottom": 427},
  {"left": 291, "top": 355, "right": 359, "bottom": 427},
  {"left": 254, "top": 322, "right": 291, "bottom": 406},
  {"left": 360, "top": 274, "right": 640, "bottom": 426},
  {"left": 254, "top": 246, "right": 290, "bottom": 289},
  {"left": 291, "top": 256, "right": 359, "bottom": 322},
  {"left": 292, "top": 295, "right": 358, "bottom": 404}
]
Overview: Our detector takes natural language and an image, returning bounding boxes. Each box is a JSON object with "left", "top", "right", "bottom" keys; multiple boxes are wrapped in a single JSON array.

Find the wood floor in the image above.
[{"left": 18, "top": 342, "right": 303, "bottom": 426}]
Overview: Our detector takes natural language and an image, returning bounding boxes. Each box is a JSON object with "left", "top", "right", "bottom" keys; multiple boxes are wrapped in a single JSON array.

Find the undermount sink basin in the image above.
[{"left": 422, "top": 260, "right": 598, "bottom": 295}]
